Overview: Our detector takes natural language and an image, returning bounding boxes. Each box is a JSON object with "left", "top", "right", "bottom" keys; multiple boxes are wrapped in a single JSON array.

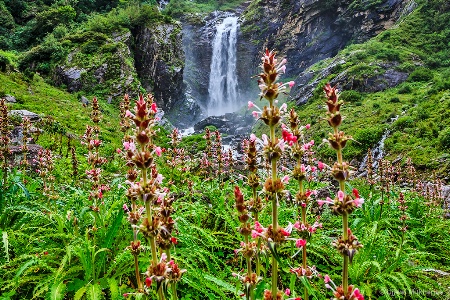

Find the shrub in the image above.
[
  {"left": 353, "top": 126, "right": 384, "bottom": 150},
  {"left": 438, "top": 127, "right": 450, "bottom": 149},
  {"left": 389, "top": 97, "right": 400, "bottom": 103},
  {"left": 340, "top": 90, "right": 363, "bottom": 103},
  {"left": 393, "top": 116, "right": 415, "bottom": 130},
  {"left": 398, "top": 83, "right": 412, "bottom": 94},
  {"left": 408, "top": 67, "right": 433, "bottom": 82}
]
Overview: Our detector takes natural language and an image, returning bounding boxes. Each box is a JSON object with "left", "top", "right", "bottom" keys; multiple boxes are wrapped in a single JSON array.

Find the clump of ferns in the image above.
[{"left": 121, "top": 94, "right": 184, "bottom": 299}]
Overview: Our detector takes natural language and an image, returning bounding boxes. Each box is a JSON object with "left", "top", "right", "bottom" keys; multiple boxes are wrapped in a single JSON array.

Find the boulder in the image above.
[
  {"left": 9, "top": 110, "right": 40, "bottom": 122},
  {"left": 4, "top": 94, "right": 16, "bottom": 103}
]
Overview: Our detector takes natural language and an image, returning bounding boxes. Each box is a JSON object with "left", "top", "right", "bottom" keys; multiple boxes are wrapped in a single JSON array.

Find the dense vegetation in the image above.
[{"left": 0, "top": 0, "right": 449, "bottom": 299}]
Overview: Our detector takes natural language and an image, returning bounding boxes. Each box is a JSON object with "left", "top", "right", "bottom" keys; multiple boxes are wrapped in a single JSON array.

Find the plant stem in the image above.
[
  {"left": 244, "top": 235, "right": 254, "bottom": 300},
  {"left": 342, "top": 212, "right": 349, "bottom": 293},
  {"left": 270, "top": 118, "right": 278, "bottom": 300},
  {"left": 134, "top": 254, "right": 142, "bottom": 290},
  {"left": 171, "top": 282, "right": 178, "bottom": 300}
]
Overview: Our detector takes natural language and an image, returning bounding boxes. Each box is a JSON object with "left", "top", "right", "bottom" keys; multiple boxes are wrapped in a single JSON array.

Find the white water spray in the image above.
[{"left": 207, "top": 16, "right": 239, "bottom": 116}]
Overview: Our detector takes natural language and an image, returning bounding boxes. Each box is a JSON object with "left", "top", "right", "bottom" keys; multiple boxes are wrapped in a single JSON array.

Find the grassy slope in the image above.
[{"left": 0, "top": 72, "right": 121, "bottom": 151}]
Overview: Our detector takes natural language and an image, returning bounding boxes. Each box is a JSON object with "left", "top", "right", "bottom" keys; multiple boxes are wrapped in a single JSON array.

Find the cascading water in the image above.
[
  {"left": 207, "top": 16, "right": 239, "bottom": 116},
  {"left": 358, "top": 115, "right": 399, "bottom": 175}
]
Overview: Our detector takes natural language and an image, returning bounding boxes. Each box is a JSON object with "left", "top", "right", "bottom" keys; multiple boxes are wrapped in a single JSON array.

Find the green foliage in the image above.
[
  {"left": 164, "top": 0, "right": 246, "bottom": 17},
  {"left": 438, "top": 127, "right": 450, "bottom": 149},
  {"left": 408, "top": 67, "right": 433, "bottom": 82},
  {"left": 339, "top": 90, "right": 362, "bottom": 103}
]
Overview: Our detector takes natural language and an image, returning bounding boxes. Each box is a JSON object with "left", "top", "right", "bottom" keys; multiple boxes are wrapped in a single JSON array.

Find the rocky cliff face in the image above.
[
  {"left": 132, "top": 23, "right": 185, "bottom": 112},
  {"left": 240, "top": 0, "right": 412, "bottom": 84}
]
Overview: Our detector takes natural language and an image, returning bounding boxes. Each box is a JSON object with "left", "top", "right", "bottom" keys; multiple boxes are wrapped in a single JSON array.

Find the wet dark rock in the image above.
[
  {"left": 53, "top": 66, "right": 85, "bottom": 92},
  {"left": 133, "top": 23, "right": 185, "bottom": 113},
  {"left": 193, "top": 112, "right": 255, "bottom": 136}
]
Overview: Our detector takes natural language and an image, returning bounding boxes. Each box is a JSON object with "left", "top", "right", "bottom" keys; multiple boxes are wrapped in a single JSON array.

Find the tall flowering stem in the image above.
[
  {"left": 285, "top": 108, "right": 317, "bottom": 300},
  {"left": 122, "top": 94, "right": 184, "bottom": 299},
  {"left": 322, "top": 84, "right": 364, "bottom": 299},
  {"left": 0, "top": 99, "right": 10, "bottom": 188},
  {"left": 234, "top": 186, "right": 256, "bottom": 300},
  {"left": 82, "top": 97, "right": 108, "bottom": 213},
  {"left": 243, "top": 134, "right": 263, "bottom": 276},
  {"left": 257, "top": 49, "right": 294, "bottom": 300},
  {"left": 20, "top": 117, "right": 31, "bottom": 179}
]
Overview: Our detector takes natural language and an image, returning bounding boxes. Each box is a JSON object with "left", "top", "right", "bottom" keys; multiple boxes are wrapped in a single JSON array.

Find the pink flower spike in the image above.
[
  {"left": 116, "top": 148, "right": 122, "bottom": 154},
  {"left": 156, "top": 174, "right": 164, "bottom": 184},
  {"left": 353, "top": 197, "right": 365, "bottom": 207},
  {"left": 337, "top": 191, "right": 345, "bottom": 202},
  {"left": 145, "top": 277, "right": 152, "bottom": 287},
  {"left": 295, "top": 239, "right": 307, "bottom": 248},
  {"left": 352, "top": 188, "right": 360, "bottom": 199},
  {"left": 151, "top": 102, "right": 157, "bottom": 113},
  {"left": 305, "top": 124, "right": 311, "bottom": 129},
  {"left": 288, "top": 81, "right": 295, "bottom": 88},
  {"left": 261, "top": 134, "right": 269, "bottom": 145},
  {"left": 250, "top": 133, "right": 256, "bottom": 142},
  {"left": 280, "top": 229, "right": 290, "bottom": 237},
  {"left": 282, "top": 175, "right": 290, "bottom": 184},
  {"left": 285, "top": 288, "right": 291, "bottom": 296},
  {"left": 324, "top": 275, "right": 331, "bottom": 283},
  {"left": 252, "top": 111, "right": 259, "bottom": 118},
  {"left": 280, "top": 103, "right": 287, "bottom": 112},
  {"left": 155, "top": 146, "right": 162, "bottom": 156},
  {"left": 248, "top": 101, "right": 255, "bottom": 108},
  {"left": 318, "top": 161, "right": 324, "bottom": 171},
  {"left": 125, "top": 110, "right": 133, "bottom": 118}
]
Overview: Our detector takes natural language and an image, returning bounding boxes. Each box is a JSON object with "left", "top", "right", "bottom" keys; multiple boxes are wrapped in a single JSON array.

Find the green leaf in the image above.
[
  {"left": 87, "top": 283, "right": 103, "bottom": 300},
  {"left": 14, "top": 259, "right": 37, "bottom": 283},
  {"left": 49, "top": 281, "right": 66, "bottom": 300},
  {"left": 203, "top": 274, "right": 237, "bottom": 294},
  {"left": 267, "top": 241, "right": 282, "bottom": 264},
  {"left": 107, "top": 278, "right": 119, "bottom": 300},
  {"left": 74, "top": 286, "right": 87, "bottom": 300}
]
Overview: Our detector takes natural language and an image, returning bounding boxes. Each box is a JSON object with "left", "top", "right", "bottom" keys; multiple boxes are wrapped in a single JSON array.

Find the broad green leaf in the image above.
[{"left": 49, "top": 281, "right": 66, "bottom": 300}]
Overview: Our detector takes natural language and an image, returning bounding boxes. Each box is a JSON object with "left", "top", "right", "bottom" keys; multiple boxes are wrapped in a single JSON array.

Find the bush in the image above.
[
  {"left": 390, "top": 97, "right": 400, "bottom": 103},
  {"left": 352, "top": 125, "right": 385, "bottom": 153},
  {"left": 393, "top": 116, "right": 415, "bottom": 130},
  {"left": 438, "top": 127, "right": 450, "bottom": 149},
  {"left": 408, "top": 67, "right": 433, "bottom": 82},
  {"left": 340, "top": 90, "right": 363, "bottom": 103},
  {"left": 398, "top": 83, "right": 412, "bottom": 94}
]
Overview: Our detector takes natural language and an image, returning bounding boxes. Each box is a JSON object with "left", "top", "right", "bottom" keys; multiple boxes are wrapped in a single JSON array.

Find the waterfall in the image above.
[
  {"left": 207, "top": 16, "right": 239, "bottom": 116},
  {"left": 358, "top": 115, "right": 399, "bottom": 175}
]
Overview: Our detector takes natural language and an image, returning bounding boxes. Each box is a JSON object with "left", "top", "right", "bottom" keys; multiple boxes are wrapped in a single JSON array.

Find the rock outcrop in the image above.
[
  {"left": 52, "top": 22, "right": 189, "bottom": 125},
  {"left": 239, "top": 0, "right": 413, "bottom": 100},
  {"left": 132, "top": 23, "right": 185, "bottom": 112},
  {"left": 53, "top": 31, "right": 139, "bottom": 97}
]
